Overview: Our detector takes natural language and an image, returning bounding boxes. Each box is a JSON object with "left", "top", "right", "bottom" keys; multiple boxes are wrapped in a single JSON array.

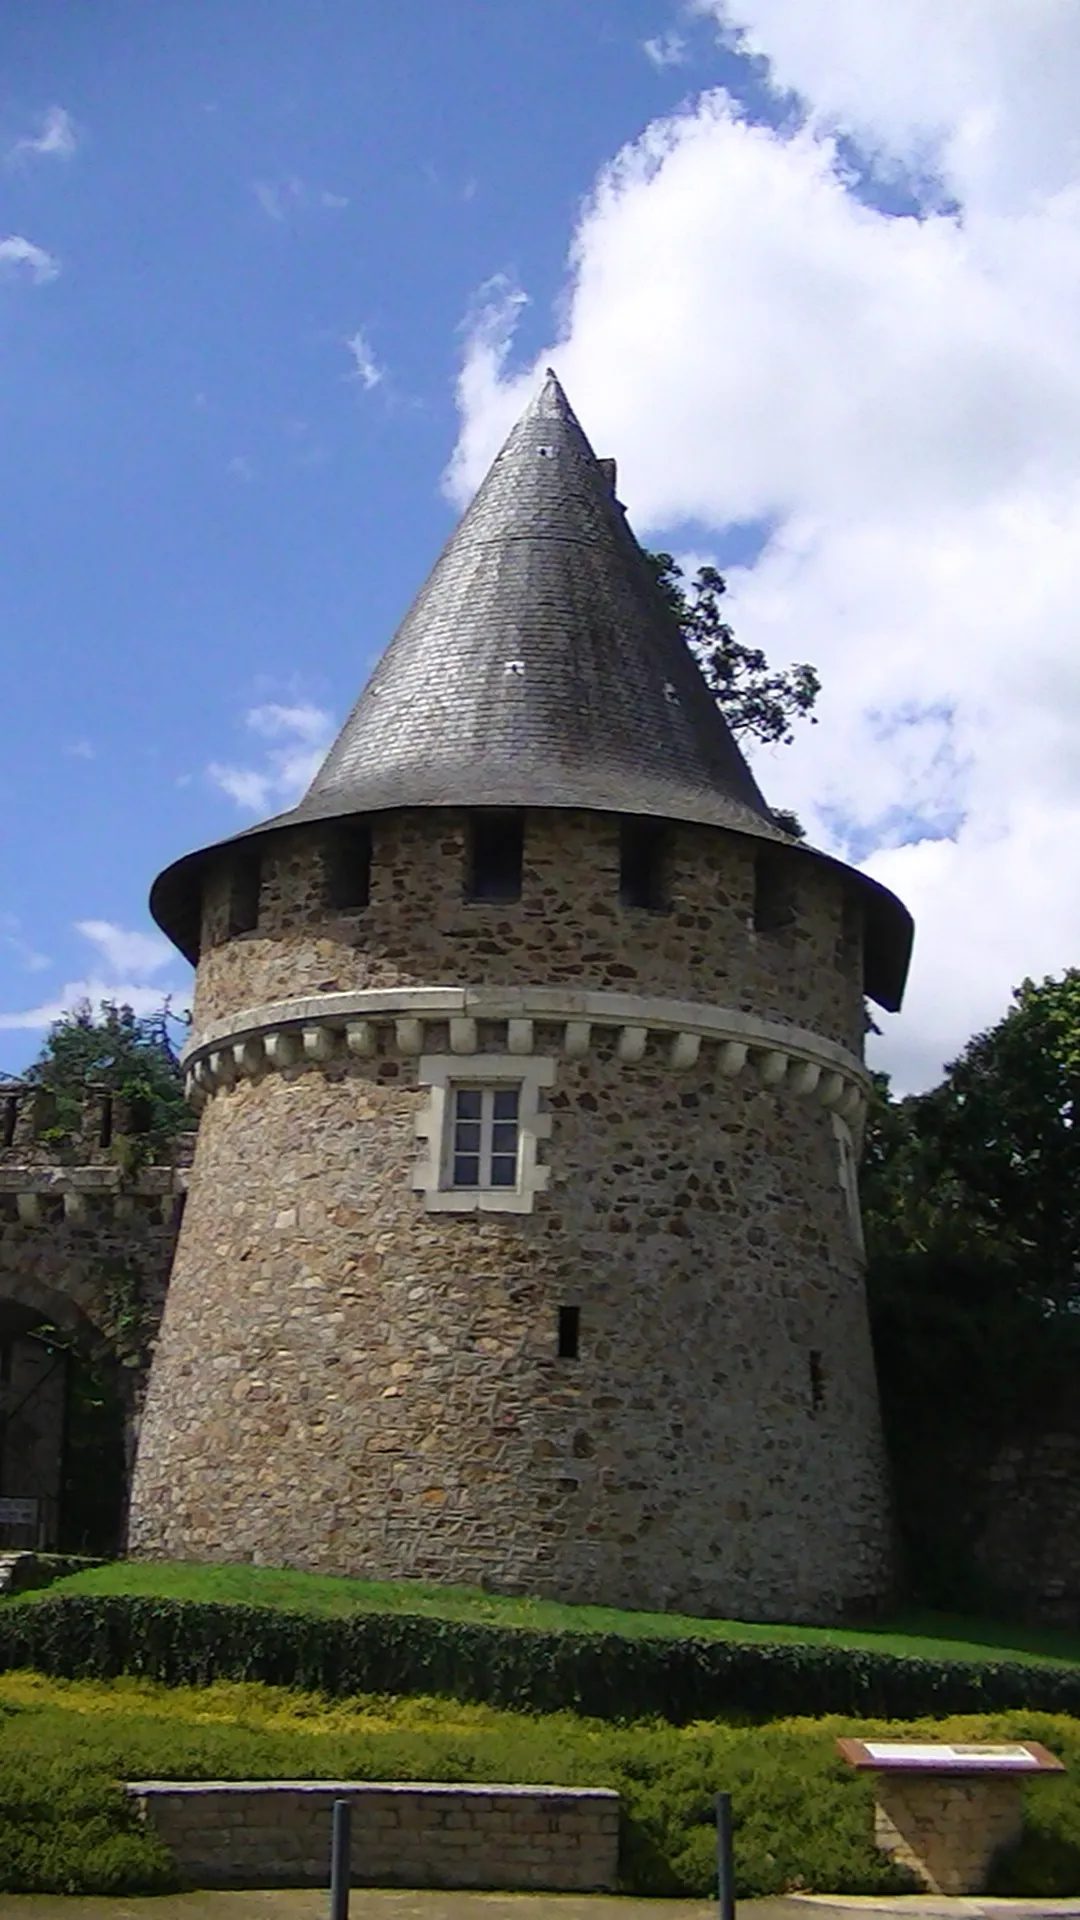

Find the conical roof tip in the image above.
[{"left": 151, "top": 370, "right": 913, "bottom": 1009}]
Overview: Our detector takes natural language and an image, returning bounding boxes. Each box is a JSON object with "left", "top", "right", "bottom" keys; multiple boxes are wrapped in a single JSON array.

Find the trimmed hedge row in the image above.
[{"left": 4, "top": 1593, "right": 1080, "bottom": 1720}]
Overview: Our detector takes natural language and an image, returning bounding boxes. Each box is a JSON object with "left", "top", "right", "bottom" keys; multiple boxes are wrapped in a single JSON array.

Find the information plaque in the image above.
[{"left": 837, "top": 1738, "right": 1064, "bottom": 1774}]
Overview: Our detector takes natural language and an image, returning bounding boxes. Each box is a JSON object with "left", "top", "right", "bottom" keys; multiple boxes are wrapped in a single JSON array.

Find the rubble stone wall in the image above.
[
  {"left": 129, "top": 808, "right": 890, "bottom": 1621},
  {"left": 0, "top": 1087, "right": 192, "bottom": 1514},
  {"left": 193, "top": 808, "right": 866, "bottom": 1053}
]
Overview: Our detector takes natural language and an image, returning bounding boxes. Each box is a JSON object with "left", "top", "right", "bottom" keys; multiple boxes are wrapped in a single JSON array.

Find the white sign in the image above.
[
  {"left": 864, "top": 1743, "right": 1039, "bottom": 1770},
  {"left": 0, "top": 1497, "right": 38, "bottom": 1527}
]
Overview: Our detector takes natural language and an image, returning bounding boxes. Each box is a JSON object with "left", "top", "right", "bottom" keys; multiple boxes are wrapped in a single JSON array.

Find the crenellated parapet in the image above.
[{"left": 0, "top": 1081, "right": 193, "bottom": 1226}]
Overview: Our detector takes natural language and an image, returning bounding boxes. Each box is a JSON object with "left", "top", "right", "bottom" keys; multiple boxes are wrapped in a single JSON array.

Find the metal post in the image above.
[
  {"left": 716, "top": 1791, "right": 735, "bottom": 1920},
  {"left": 329, "top": 1796, "right": 352, "bottom": 1920}
]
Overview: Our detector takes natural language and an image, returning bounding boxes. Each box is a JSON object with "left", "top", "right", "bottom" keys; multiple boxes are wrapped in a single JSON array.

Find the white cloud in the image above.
[
  {"left": 226, "top": 454, "right": 255, "bottom": 482},
  {"left": 75, "top": 920, "right": 173, "bottom": 979},
  {"left": 643, "top": 30, "right": 689, "bottom": 69},
  {"left": 0, "top": 917, "right": 50, "bottom": 974},
  {"left": 207, "top": 701, "right": 335, "bottom": 815},
  {"left": 0, "top": 920, "right": 185, "bottom": 1034},
  {"left": 448, "top": 14, "right": 1080, "bottom": 1092},
  {"left": 253, "top": 175, "right": 304, "bottom": 221},
  {"left": 206, "top": 764, "right": 272, "bottom": 811},
  {"left": 0, "top": 981, "right": 177, "bottom": 1033},
  {"left": 9, "top": 106, "right": 78, "bottom": 164},
  {"left": 245, "top": 701, "right": 335, "bottom": 745},
  {"left": 0, "top": 235, "right": 59, "bottom": 284},
  {"left": 254, "top": 176, "right": 348, "bottom": 221},
  {"left": 344, "top": 329, "right": 384, "bottom": 391},
  {"left": 699, "top": 0, "right": 1080, "bottom": 214}
]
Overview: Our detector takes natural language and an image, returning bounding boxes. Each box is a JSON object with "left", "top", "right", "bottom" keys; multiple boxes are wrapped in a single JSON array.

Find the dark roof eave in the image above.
[{"left": 150, "top": 799, "right": 913, "bottom": 1014}]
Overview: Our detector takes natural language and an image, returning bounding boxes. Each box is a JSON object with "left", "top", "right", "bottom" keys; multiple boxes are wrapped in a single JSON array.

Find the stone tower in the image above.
[{"left": 129, "top": 373, "right": 913, "bottom": 1622}]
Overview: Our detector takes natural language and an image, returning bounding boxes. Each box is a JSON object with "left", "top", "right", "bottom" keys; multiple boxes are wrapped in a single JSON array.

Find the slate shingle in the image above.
[{"left": 151, "top": 371, "right": 912, "bottom": 1009}]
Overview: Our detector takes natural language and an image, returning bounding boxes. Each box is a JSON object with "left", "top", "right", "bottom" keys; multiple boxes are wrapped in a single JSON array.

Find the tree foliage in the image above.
[
  {"left": 864, "top": 970, "right": 1080, "bottom": 1313},
  {"left": 23, "top": 999, "right": 190, "bottom": 1144},
  {"left": 645, "top": 550, "right": 821, "bottom": 749},
  {"left": 862, "top": 972, "right": 1080, "bottom": 1608}
]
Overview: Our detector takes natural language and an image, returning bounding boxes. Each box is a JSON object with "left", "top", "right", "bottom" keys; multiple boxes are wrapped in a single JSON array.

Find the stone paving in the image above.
[{"left": 5, "top": 1892, "right": 1080, "bottom": 1920}]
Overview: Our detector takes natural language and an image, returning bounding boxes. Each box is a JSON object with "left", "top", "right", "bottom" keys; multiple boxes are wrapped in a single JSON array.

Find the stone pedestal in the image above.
[{"left": 873, "top": 1772, "right": 1024, "bottom": 1894}]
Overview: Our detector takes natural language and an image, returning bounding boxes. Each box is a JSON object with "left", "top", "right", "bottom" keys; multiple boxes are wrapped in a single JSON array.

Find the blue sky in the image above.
[
  {"left": 5, "top": 2, "right": 1080, "bottom": 1092},
  {"left": 0, "top": 2, "right": 761, "bottom": 1071}
]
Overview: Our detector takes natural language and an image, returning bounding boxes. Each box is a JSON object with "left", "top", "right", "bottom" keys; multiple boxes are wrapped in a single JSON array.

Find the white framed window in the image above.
[
  {"left": 446, "top": 1084, "right": 521, "bottom": 1189},
  {"left": 413, "top": 1054, "right": 554, "bottom": 1213}
]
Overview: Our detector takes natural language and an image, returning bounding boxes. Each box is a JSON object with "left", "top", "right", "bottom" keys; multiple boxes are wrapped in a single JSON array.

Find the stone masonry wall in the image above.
[
  {"left": 973, "top": 1423, "right": 1080, "bottom": 1627},
  {"left": 873, "top": 1774, "right": 1025, "bottom": 1895},
  {"left": 194, "top": 809, "right": 865, "bottom": 1053},
  {"left": 129, "top": 1780, "right": 620, "bottom": 1890},
  {"left": 0, "top": 1085, "right": 192, "bottom": 1502},
  {"left": 130, "top": 810, "right": 888, "bottom": 1620}
]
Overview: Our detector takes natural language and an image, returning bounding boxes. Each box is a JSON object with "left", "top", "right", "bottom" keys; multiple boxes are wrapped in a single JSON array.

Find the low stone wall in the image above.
[{"left": 128, "top": 1780, "right": 621, "bottom": 1891}]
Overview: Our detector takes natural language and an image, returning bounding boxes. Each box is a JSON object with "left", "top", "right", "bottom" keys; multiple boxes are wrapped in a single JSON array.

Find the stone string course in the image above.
[
  {"left": 128, "top": 1780, "right": 619, "bottom": 1891},
  {"left": 872, "top": 1774, "right": 1026, "bottom": 1895},
  {"left": 129, "top": 806, "right": 892, "bottom": 1621},
  {"left": 181, "top": 985, "right": 870, "bottom": 1129}
]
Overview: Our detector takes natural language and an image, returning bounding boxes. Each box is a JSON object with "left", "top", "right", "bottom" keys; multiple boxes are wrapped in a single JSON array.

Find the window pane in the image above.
[
  {"left": 453, "top": 1120, "right": 482, "bottom": 1153},
  {"left": 491, "top": 1122, "right": 518, "bottom": 1155},
  {"left": 492, "top": 1088, "right": 520, "bottom": 1120},
  {"left": 453, "top": 1154, "right": 481, "bottom": 1187},
  {"left": 490, "top": 1155, "right": 517, "bottom": 1187},
  {"left": 455, "top": 1089, "right": 483, "bottom": 1120}
]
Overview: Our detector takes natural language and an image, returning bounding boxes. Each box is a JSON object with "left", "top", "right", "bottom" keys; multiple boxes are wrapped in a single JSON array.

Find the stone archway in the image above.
[
  {"left": 0, "top": 1212, "right": 179, "bottom": 1554},
  {"left": 0, "top": 1276, "right": 128, "bottom": 1553}
]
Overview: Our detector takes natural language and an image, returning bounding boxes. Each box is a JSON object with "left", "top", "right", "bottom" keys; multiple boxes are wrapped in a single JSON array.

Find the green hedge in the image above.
[{"left": 5, "top": 1594, "right": 1080, "bottom": 1720}]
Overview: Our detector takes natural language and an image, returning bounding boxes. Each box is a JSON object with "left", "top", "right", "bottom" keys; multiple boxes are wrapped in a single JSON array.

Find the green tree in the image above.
[
  {"left": 24, "top": 998, "right": 190, "bottom": 1145},
  {"left": 861, "top": 974, "right": 1080, "bottom": 1607},
  {"left": 863, "top": 971, "right": 1080, "bottom": 1312},
  {"left": 645, "top": 551, "right": 821, "bottom": 750}
]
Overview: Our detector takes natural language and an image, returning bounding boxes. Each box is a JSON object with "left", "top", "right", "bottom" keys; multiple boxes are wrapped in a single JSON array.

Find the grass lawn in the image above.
[{"left": 13, "top": 1558, "right": 1080, "bottom": 1671}]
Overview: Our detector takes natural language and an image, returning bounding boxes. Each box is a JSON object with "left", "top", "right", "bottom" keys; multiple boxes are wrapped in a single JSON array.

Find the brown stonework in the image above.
[
  {"left": 128, "top": 808, "right": 890, "bottom": 1621},
  {"left": 872, "top": 1773, "right": 1025, "bottom": 1894},
  {"left": 128, "top": 1780, "right": 620, "bottom": 1891},
  {"left": 193, "top": 810, "right": 865, "bottom": 1054},
  {"left": 0, "top": 1084, "right": 192, "bottom": 1539}
]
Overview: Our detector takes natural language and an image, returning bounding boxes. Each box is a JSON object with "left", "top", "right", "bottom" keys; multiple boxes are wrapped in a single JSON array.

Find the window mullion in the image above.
[{"left": 480, "top": 1087, "right": 494, "bottom": 1186}]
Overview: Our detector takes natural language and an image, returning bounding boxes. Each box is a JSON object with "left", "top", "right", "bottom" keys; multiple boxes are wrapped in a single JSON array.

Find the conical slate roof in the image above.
[
  {"left": 296, "top": 370, "right": 776, "bottom": 830},
  {"left": 152, "top": 371, "right": 912, "bottom": 1009}
]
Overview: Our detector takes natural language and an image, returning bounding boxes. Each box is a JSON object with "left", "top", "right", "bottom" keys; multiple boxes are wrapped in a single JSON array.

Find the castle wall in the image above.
[
  {"left": 129, "top": 810, "right": 889, "bottom": 1621},
  {"left": 0, "top": 1086, "right": 192, "bottom": 1542},
  {"left": 193, "top": 810, "right": 865, "bottom": 1054}
]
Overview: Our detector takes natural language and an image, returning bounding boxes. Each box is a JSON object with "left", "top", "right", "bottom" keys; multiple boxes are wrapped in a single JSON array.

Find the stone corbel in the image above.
[
  {"left": 264, "top": 1031, "right": 300, "bottom": 1070},
  {"left": 669, "top": 1032, "right": 700, "bottom": 1071},
  {"left": 617, "top": 1026, "right": 648, "bottom": 1063},
  {"left": 395, "top": 1017, "right": 424, "bottom": 1055},
  {"left": 303, "top": 1025, "right": 337, "bottom": 1064},
  {"left": 717, "top": 1041, "right": 748, "bottom": 1076},
  {"left": 449, "top": 1017, "right": 477, "bottom": 1056}
]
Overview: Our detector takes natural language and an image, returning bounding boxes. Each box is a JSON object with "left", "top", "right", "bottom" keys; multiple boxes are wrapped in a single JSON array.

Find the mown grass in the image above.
[
  {"left": 17, "top": 1558, "right": 1080, "bottom": 1671},
  {"left": 0, "top": 1670, "right": 1078, "bottom": 1899}
]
